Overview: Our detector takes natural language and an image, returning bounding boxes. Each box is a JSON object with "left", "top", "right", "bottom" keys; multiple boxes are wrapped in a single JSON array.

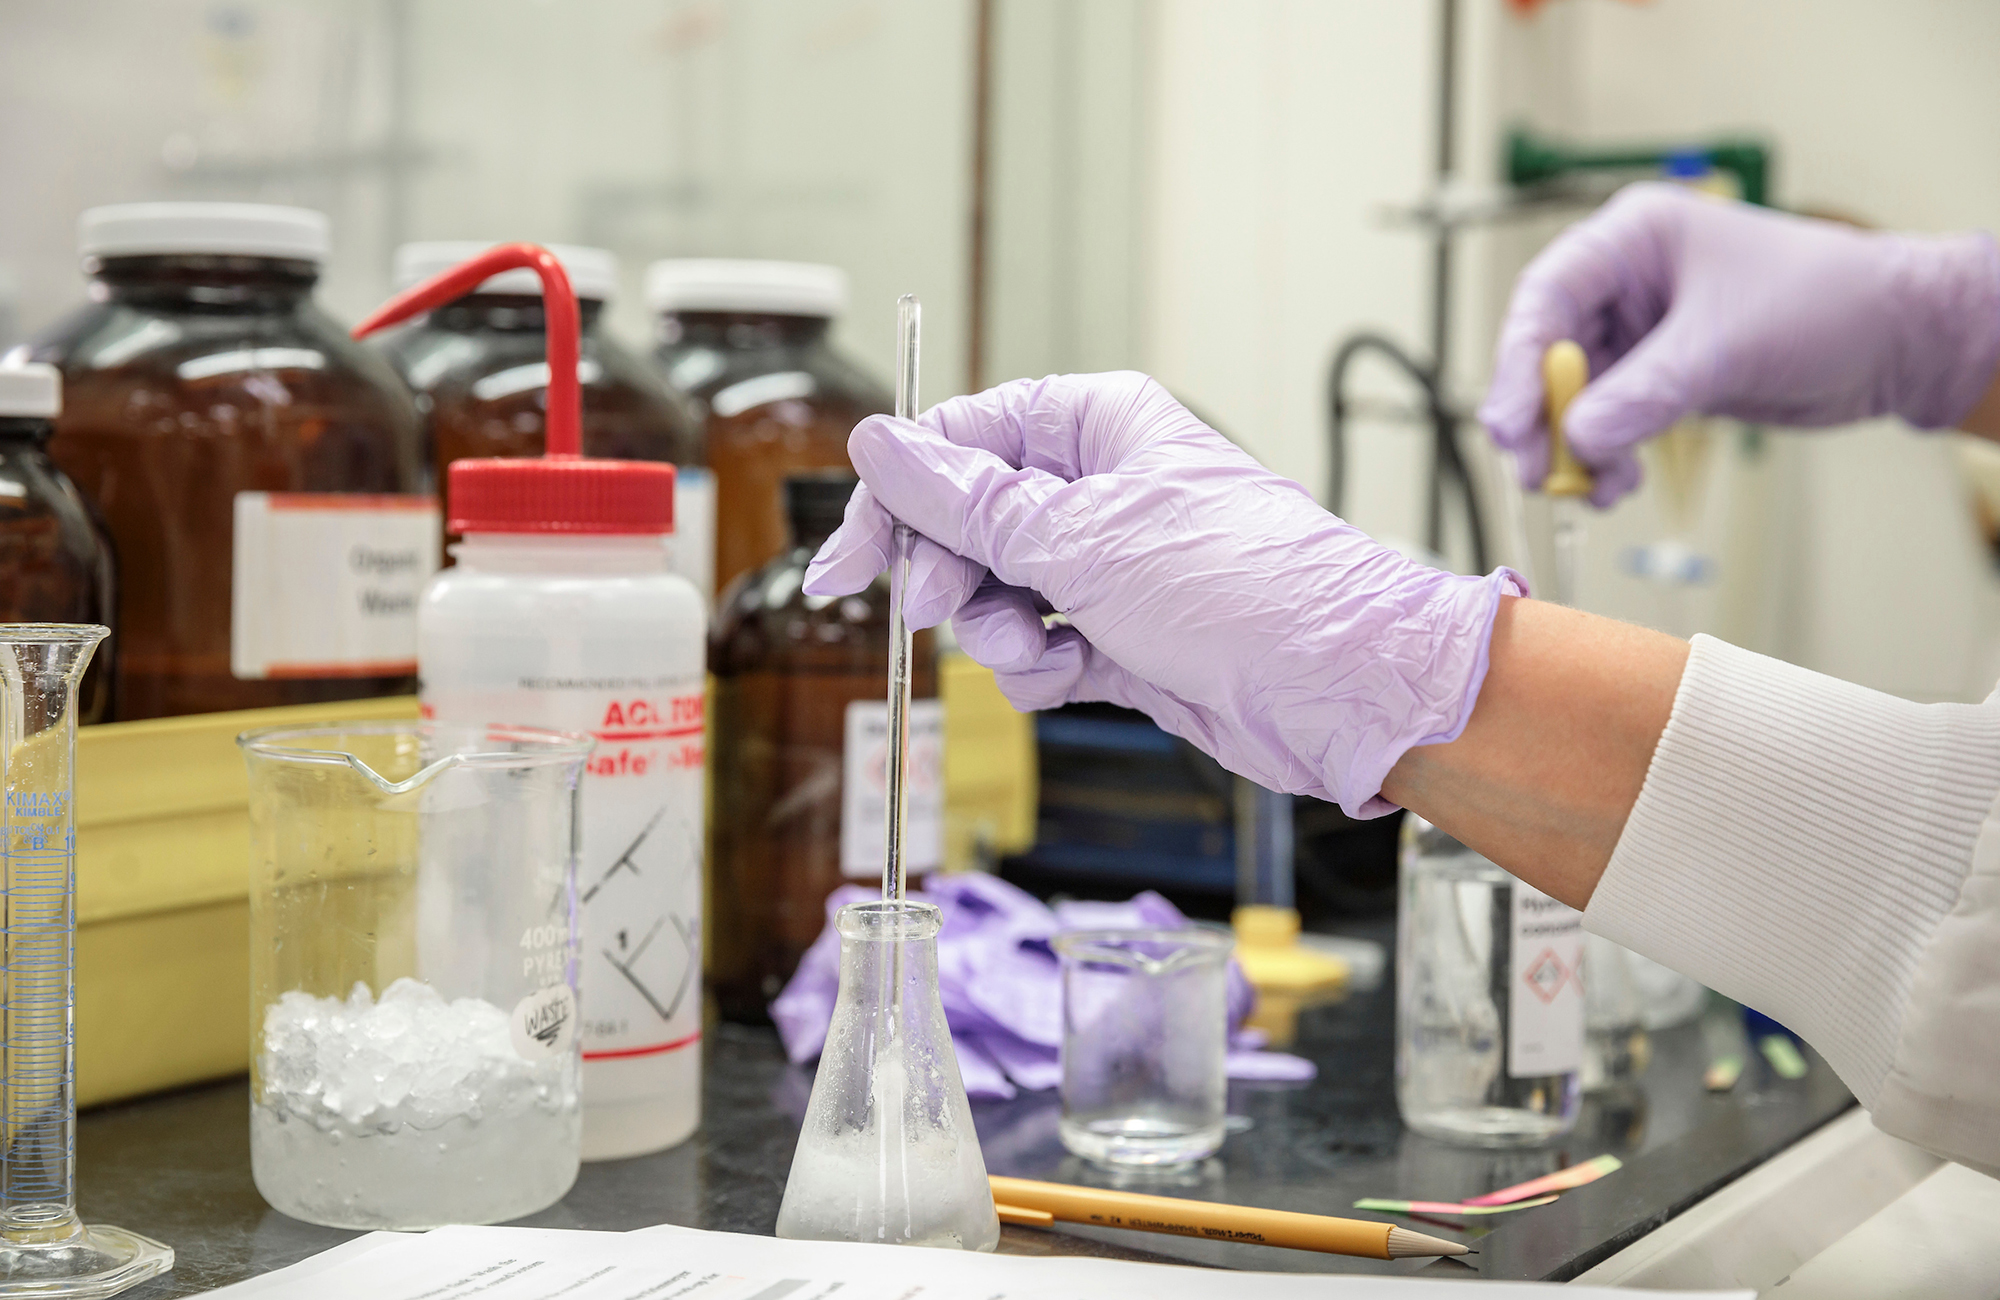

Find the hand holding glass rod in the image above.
[{"left": 881, "top": 294, "right": 921, "bottom": 903}]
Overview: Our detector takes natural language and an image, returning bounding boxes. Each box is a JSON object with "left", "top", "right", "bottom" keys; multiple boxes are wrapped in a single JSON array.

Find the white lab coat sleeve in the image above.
[{"left": 1584, "top": 634, "right": 2000, "bottom": 1177}]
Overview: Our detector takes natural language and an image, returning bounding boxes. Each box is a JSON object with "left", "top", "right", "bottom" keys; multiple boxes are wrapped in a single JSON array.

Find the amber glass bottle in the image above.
[
  {"left": 710, "top": 473, "right": 939, "bottom": 1021},
  {"left": 0, "top": 365, "right": 116, "bottom": 724},
  {"left": 647, "top": 260, "right": 889, "bottom": 596},
  {"left": 29, "top": 203, "right": 426, "bottom": 720},
  {"left": 376, "top": 242, "right": 707, "bottom": 588}
]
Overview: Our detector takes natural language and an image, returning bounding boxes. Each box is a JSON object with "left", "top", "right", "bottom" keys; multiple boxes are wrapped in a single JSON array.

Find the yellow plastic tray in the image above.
[
  {"left": 74, "top": 696, "right": 419, "bottom": 1106},
  {"left": 74, "top": 660, "right": 1034, "bottom": 1107}
]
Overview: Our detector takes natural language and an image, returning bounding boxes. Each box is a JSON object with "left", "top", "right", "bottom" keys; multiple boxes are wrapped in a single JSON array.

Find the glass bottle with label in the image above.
[
  {"left": 375, "top": 242, "right": 711, "bottom": 600},
  {"left": 646, "top": 260, "right": 890, "bottom": 596},
  {"left": 0, "top": 364, "right": 117, "bottom": 724},
  {"left": 25, "top": 203, "right": 430, "bottom": 720},
  {"left": 710, "top": 472, "right": 940, "bottom": 1023},
  {"left": 1396, "top": 815, "right": 1583, "bottom": 1146}
]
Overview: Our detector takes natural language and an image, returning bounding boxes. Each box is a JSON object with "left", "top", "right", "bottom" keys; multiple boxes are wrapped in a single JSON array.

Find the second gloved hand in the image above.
[
  {"left": 1479, "top": 182, "right": 2000, "bottom": 506},
  {"left": 803, "top": 372, "right": 1522, "bottom": 818}
]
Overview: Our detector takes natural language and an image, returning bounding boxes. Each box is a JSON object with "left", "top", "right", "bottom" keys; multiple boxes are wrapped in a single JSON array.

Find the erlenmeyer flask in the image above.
[
  {"left": 775, "top": 900, "right": 999, "bottom": 1251},
  {"left": 0, "top": 624, "right": 172, "bottom": 1297}
]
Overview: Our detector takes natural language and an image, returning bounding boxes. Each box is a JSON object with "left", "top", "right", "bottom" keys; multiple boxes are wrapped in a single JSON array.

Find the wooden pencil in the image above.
[{"left": 988, "top": 1176, "right": 1469, "bottom": 1260}]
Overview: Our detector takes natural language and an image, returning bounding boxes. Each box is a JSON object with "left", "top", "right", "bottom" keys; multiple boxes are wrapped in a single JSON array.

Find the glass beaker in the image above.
[
  {"left": 775, "top": 900, "right": 999, "bottom": 1251},
  {"left": 0, "top": 624, "right": 172, "bottom": 1298},
  {"left": 1052, "top": 928, "right": 1232, "bottom": 1167},
  {"left": 1582, "top": 934, "right": 1652, "bottom": 1091},
  {"left": 238, "top": 722, "right": 592, "bottom": 1230},
  {"left": 1396, "top": 815, "right": 1583, "bottom": 1147}
]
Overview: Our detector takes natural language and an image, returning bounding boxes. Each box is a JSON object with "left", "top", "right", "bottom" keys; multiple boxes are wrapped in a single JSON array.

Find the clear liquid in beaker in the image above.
[
  {"left": 251, "top": 979, "right": 579, "bottom": 1230},
  {"left": 1053, "top": 929, "right": 1232, "bottom": 1167}
]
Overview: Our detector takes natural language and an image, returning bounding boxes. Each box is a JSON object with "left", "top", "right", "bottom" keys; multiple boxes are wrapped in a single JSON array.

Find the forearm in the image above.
[
  {"left": 1379, "top": 596, "right": 1687, "bottom": 909},
  {"left": 1961, "top": 362, "right": 2000, "bottom": 440}
]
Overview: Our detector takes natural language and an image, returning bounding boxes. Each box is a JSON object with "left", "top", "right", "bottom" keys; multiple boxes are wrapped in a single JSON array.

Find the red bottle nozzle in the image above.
[
  {"left": 353, "top": 241, "right": 582, "bottom": 457},
  {"left": 354, "top": 241, "right": 672, "bottom": 536}
]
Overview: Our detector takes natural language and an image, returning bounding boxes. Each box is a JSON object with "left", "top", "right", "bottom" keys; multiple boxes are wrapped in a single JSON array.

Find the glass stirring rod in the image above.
[
  {"left": 1541, "top": 340, "right": 1593, "bottom": 607},
  {"left": 881, "top": 294, "right": 921, "bottom": 903}
]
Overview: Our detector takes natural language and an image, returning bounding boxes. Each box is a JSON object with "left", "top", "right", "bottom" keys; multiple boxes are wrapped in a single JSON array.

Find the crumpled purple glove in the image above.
[
  {"left": 802, "top": 372, "right": 1522, "bottom": 818},
  {"left": 768, "top": 871, "right": 1313, "bottom": 1100},
  {"left": 1479, "top": 182, "right": 2000, "bottom": 507}
]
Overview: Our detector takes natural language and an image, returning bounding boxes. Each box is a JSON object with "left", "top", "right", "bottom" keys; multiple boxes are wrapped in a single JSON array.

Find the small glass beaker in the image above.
[
  {"left": 1582, "top": 934, "right": 1652, "bottom": 1091},
  {"left": 776, "top": 900, "right": 999, "bottom": 1252},
  {"left": 239, "top": 722, "right": 592, "bottom": 1230},
  {"left": 1396, "top": 816, "right": 1583, "bottom": 1147},
  {"left": 1053, "top": 928, "right": 1232, "bottom": 1167}
]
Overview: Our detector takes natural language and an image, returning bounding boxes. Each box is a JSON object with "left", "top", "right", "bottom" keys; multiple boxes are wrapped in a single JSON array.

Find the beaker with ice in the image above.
[
  {"left": 238, "top": 722, "right": 592, "bottom": 1230},
  {"left": 0, "top": 624, "right": 171, "bottom": 1297},
  {"left": 775, "top": 900, "right": 1000, "bottom": 1251}
]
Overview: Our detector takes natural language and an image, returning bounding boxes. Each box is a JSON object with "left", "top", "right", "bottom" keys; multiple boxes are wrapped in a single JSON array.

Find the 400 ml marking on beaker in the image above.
[{"left": 6, "top": 784, "right": 77, "bottom": 1209}]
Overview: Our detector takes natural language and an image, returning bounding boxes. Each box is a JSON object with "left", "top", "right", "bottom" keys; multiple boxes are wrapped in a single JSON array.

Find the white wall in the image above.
[
  {"left": 404, "top": 0, "right": 974, "bottom": 394},
  {"left": 1111, "top": 0, "right": 2000, "bottom": 701},
  {"left": 1137, "top": 0, "right": 1438, "bottom": 548},
  {"left": 0, "top": 0, "right": 974, "bottom": 397},
  {"left": 1560, "top": 0, "right": 2000, "bottom": 699},
  {"left": 984, "top": 0, "right": 1150, "bottom": 388}
]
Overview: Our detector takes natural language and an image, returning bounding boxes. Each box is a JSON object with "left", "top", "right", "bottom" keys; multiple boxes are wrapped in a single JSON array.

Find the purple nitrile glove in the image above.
[
  {"left": 803, "top": 372, "right": 1523, "bottom": 818},
  {"left": 1479, "top": 182, "right": 2000, "bottom": 508},
  {"left": 767, "top": 873, "right": 1315, "bottom": 1098}
]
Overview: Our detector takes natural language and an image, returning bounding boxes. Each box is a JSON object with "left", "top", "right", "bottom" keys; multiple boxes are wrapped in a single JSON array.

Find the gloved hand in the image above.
[
  {"left": 803, "top": 372, "right": 1522, "bottom": 817},
  {"left": 1479, "top": 182, "right": 2000, "bottom": 506}
]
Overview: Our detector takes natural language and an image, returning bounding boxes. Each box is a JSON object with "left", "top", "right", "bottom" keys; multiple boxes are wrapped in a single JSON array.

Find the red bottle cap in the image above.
[
  {"left": 446, "top": 456, "right": 673, "bottom": 535},
  {"left": 352, "top": 242, "right": 674, "bottom": 536}
]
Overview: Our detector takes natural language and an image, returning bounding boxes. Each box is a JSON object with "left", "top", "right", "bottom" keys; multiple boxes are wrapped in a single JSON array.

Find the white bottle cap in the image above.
[
  {"left": 0, "top": 364, "right": 60, "bottom": 419},
  {"left": 394, "top": 242, "right": 620, "bottom": 303},
  {"left": 79, "top": 202, "right": 330, "bottom": 263},
  {"left": 644, "top": 259, "right": 846, "bottom": 319}
]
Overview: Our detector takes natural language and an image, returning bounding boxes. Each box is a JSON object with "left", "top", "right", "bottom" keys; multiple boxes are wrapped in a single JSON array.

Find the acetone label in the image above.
[
  {"left": 231, "top": 492, "right": 439, "bottom": 679},
  {"left": 1508, "top": 880, "right": 1585, "bottom": 1078},
  {"left": 424, "top": 676, "right": 706, "bottom": 1062},
  {"left": 840, "top": 699, "right": 944, "bottom": 878}
]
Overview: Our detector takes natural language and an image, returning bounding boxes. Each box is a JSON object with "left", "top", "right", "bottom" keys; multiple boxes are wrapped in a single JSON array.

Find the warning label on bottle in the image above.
[
  {"left": 230, "top": 492, "right": 439, "bottom": 679},
  {"left": 1508, "top": 881, "right": 1585, "bottom": 1078},
  {"left": 840, "top": 699, "right": 944, "bottom": 879},
  {"left": 428, "top": 674, "right": 707, "bottom": 1063}
]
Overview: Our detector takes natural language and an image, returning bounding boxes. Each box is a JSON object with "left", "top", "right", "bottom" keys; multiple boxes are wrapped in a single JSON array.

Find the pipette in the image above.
[
  {"left": 881, "top": 294, "right": 921, "bottom": 903},
  {"left": 1541, "top": 340, "right": 1593, "bottom": 606}
]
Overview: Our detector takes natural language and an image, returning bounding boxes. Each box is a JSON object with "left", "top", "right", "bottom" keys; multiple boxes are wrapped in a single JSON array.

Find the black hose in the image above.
[{"left": 1326, "top": 331, "right": 1489, "bottom": 574}]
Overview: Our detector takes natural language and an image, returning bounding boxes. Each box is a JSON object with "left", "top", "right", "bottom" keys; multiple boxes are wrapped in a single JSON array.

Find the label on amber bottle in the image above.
[
  {"left": 840, "top": 698, "right": 944, "bottom": 879},
  {"left": 230, "top": 492, "right": 440, "bottom": 679},
  {"left": 1508, "top": 880, "right": 1585, "bottom": 1078},
  {"left": 670, "top": 467, "right": 716, "bottom": 606}
]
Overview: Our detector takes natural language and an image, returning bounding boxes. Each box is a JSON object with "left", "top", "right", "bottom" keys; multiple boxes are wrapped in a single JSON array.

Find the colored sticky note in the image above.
[
  {"left": 1760, "top": 1034, "right": 1809, "bottom": 1079},
  {"left": 1461, "top": 1153, "right": 1623, "bottom": 1207},
  {"left": 1353, "top": 1195, "right": 1558, "bottom": 1217}
]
